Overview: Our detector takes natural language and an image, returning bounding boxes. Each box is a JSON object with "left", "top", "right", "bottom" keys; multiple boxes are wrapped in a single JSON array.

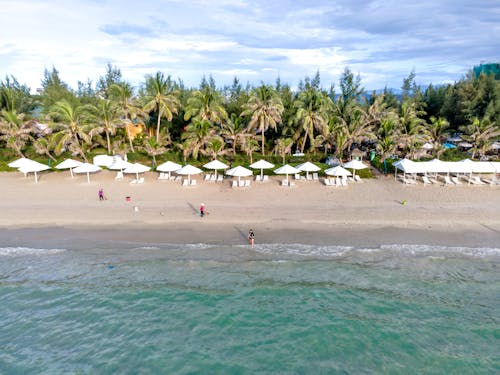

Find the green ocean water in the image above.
[{"left": 0, "top": 243, "right": 498, "bottom": 374}]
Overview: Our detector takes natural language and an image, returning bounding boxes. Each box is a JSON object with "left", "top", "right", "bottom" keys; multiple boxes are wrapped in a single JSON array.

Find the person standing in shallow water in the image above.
[
  {"left": 199, "top": 203, "right": 205, "bottom": 217},
  {"left": 248, "top": 229, "right": 255, "bottom": 246}
]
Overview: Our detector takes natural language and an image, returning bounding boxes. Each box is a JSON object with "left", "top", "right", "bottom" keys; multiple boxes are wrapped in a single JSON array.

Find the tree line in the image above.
[{"left": 0, "top": 64, "right": 499, "bottom": 167}]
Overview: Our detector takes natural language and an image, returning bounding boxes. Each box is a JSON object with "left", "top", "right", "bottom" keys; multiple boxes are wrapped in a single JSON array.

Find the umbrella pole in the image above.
[
  {"left": 70, "top": 168, "right": 74, "bottom": 178},
  {"left": 35, "top": 171, "right": 38, "bottom": 184},
  {"left": 261, "top": 169, "right": 263, "bottom": 180},
  {"left": 87, "top": 172, "right": 90, "bottom": 183},
  {"left": 136, "top": 172, "right": 139, "bottom": 181}
]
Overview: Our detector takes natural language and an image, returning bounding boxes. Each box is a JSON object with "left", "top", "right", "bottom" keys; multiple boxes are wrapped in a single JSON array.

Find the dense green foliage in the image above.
[{"left": 1, "top": 65, "right": 499, "bottom": 173}]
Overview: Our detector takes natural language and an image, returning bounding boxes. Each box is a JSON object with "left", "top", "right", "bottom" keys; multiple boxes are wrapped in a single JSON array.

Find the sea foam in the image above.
[{"left": 0, "top": 247, "right": 66, "bottom": 257}]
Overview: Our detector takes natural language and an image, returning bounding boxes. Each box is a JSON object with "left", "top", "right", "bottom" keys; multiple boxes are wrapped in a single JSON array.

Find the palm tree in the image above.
[
  {"left": 184, "top": 85, "right": 227, "bottom": 125},
  {"left": 376, "top": 115, "right": 399, "bottom": 172},
  {"left": 88, "top": 99, "right": 121, "bottom": 154},
  {"left": 220, "top": 113, "right": 250, "bottom": 156},
  {"left": 142, "top": 72, "right": 180, "bottom": 143},
  {"left": 274, "top": 138, "right": 294, "bottom": 164},
  {"left": 181, "top": 118, "right": 214, "bottom": 160},
  {"left": 427, "top": 116, "right": 449, "bottom": 147},
  {"left": 202, "top": 136, "right": 230, "bottom": 160},
  {"left": 140, "top": 135, "right": 167, "bottom": 167},
  {"left": 241, "top": 138, "right": 260, "bottom": 164},
  {"left": 33, "top": 137, "right": 56, "bottom": 162},
  {"left": 461, "top": 117, "right": 500, "bottom": 159},
  {"left": 293, "top": 89, "right": 332, "bottom": 153},
  {"left": 108, "top": 82, "right": 142, "bottom": 152},
  {"left": 48, "top": 99, "right": 91, "bottom": 161},
  {"left": 241, "top": 84, "right": 284, "bottom": 156},
  {"left": 0, "top": 109, "right": 32, "bottom": 157},
  {"left": 398, "top": 100, "right": 427, "bottom": 159}
]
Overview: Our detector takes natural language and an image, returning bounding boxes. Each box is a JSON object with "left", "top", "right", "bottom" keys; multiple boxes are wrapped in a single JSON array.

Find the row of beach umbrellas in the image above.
[{"left": 8, "top": 156, "right": 368, "bottom": 184}]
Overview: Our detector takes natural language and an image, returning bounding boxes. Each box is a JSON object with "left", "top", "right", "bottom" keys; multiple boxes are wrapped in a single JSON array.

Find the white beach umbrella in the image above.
[
  {"left": 18, "top": 161, "right": 50, "bottom": 184},
  {"left": 203, "top": 159, "right": 229, "bottom": 179},
  {"left": 421, "top": 142, "right": 434, "bottom": 150},
  {"left": 8, "top": 157, "right": 35, "bottom": 168},
  {"left": 249, "top": 159, "right": 275, "bottom": 180},
  {"left": 421, "top": 159, "right": 449, "bottom": 174},
  {"left": 123, "top": 163, "right": 151, "bottom": 181},
  {"left": 73, "top": 163, "right": 102, "bottom": 183},
  {"left": 93, "top": 154, "right": 114, "bottom": 167},
  {"left": 458, "top": 141, "right": 473, "bottom": 148},
  {"left": 343, "top": 159, "right": 368, "bottom": 178},
  {"left": 325, "top": 165, "right": 352, "bottom": 177},
  {"left": 176, "top": 164, "right": 203, "bottom": 183},
  {"left": 226, "top": 165, "right": 253, "bottom": 183},
  {"left": 296, "top": 161, "right": 321, "bottom": 179},
  {"left": 156, "top": 161, "right": 182, "bottom": 179},
  {"left": 55, "top": 158, "right": 83, "bottom": 178},
  {"left": 274, "top": 164, "right": 300, "bottom": 184},
  {"left": 492, "top": 142, "right": 500, "bottom": 150},
  {"left": 108, "top": 158, "right": 133, "bottom": 172}
]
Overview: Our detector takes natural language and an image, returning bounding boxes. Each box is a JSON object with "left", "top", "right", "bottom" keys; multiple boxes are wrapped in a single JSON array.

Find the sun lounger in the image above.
[
  {"left": 115, "top": 171, "right": 124, "bottom": 180},
  {"left": 323, "top": 178, "right": 332, "bottom": 186},
  {"left": 306, "top": 174, "right": 313, "bottom": 181},
  {"left": 468, "top": 176, "right": 485, "bottom": 185},
  {"left": 354, "top": 175, "right": 362, "bottom": 182},
  {"left": 294, "top": 174, "right": 301, "bottom": 180},
  {"left": 130, "top": 179, "right": 137, "bottom": 184},
  {"left": 443, "top": 176, "right": 454, "bottom": 185},
  {"left": 174, "top": 176, "right": 182, "bottom": 182},
  {"left": 254, "top": 175, "right": 261, "bottom": 181},
  {"left": 232, "top": 180, "right": 237, "bottom": 188},
  {"left": 482, "top": 178, "right": 494, "bottom": 185},
  {"left": 451, "top": 176, "right": 461, "bottom": 184},
  {"left": 313, "top": 173, "right": 319, "bottom": 181},
  {"left": 217, "top": 175, "right": 223, "bottom": 183},
  {"left": 281, "top": 179, "right": 288, "bottom": 186},
  {"left": 289, "top": 181, "right": 296, "bottom": 187},
  {"left": 210, "top": 175, "right": 216, "bottom": 182},
  {"left": 182, "top": 179, "right": 189, "bottom": 186},
  {"left": 263, "top": 175, "right": 269, "bottom": 182},
  {"left": 238, "top": 180, "right": 245, "bottom": 187},
  {"left": 422, "top": 176, "right": 432, "bottom": 185},
  {"left": 204, "top": 174, "right": 211, "bottom": 181},
  {"left": 244, "top": 180, "right": 250, "bottom": 187},
  {"left": 190, "top": 179, "right": 197, "bottom": 186},
  {"left": 341, "top": 177, "right": 348, "bottom": 186},
  {"left": 157, "top": 172, "right": 167, "bottom": 180},
  {"left": 137, "top": 177, "right": 144, "bottom": 184}
]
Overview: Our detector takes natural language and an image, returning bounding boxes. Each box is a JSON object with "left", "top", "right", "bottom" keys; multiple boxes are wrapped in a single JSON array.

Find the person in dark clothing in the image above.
[
  {"left": 248, "top": 229, "right": 255, "bottom": 246},
  {"left": 98, "top": 188, "right": 104, "bottom": 201}
]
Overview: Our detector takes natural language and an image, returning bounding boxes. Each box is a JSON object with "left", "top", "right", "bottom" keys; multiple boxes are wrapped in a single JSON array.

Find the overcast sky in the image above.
[{"left": 1, "top": 0, "right": 498, "bottom": 92}]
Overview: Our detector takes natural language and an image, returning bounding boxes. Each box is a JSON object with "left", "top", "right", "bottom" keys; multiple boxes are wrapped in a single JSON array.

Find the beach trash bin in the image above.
[{"left": 126, "top": 196, "right": 131, "bottom": 202}]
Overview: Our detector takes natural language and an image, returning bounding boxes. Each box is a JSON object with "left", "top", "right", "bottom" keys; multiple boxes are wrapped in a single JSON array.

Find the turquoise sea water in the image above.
[{"left": 0, "top": 243, "right": 498, "bottom": 374}]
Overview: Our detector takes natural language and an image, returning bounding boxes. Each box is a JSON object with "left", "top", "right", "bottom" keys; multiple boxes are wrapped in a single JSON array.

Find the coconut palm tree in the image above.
[
  {"left": 88, "top": 99, "right": 121, "bottom": 154},
  {"left": 293, "top": 89, "right": 332, "bottom": 153},
  {"left": 427, "top": 116, "right": 449, "bottom": 147},
  {"left": 184, "top": 85, "right": 227, "bottom": 125},
  {"left": 181, "top": 118, "right": 214, "bottom": 160},
  {"left": 376, "top": 115, "right": 399, "bottom": 172},
  {"left": 48, "top": 99, "right": 91, "bottom": 161},
  {"left": 33, "top": 137, "right": 56, "bottom": 162},
  {"left": 274, "top": 138, "right": 294, "bottom": 165},
  {"left": 142, "top": 72, "right": 180, "bottom": 143},
  {"left": 241, "top": 138, "right": 260, "bottom": 164},
  {"left": 241, "top": 84, "right": 284, "bottom": 156},
  {"left": 220, "top": 113, "right": 250, "bottom": 156},
  {"left": 398, "top": 100, "right": 427, "bottom": 159},
  {"left": 140, "top": 135, "right": 167, "bottom": 167},
  {"left": 461, "top": 117, "right": 500, "bottom": 159},
  {"left": 0, "top": 109, "right": 32, "bottom": 157},
  {"left": 108, "top": 82, "right": 143, "bottom": 152},
  {"left": 202, "top": 136, "right": 230, "bottom": 160}
]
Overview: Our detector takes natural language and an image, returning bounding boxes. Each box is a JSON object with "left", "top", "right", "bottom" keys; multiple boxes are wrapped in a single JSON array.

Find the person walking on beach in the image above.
[
  {"left": 248, "top": 229, "right": 255, "bottom": 246},
  {"left": 199, "top": 203, "right": 205, "bottom": 217},
  {"left": 98, "top": 188, "right": 104, "bottom": 201}
]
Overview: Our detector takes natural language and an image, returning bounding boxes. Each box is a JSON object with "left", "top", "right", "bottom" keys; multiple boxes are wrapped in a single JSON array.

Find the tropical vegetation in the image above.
[{"left": 0, "top": 64, "right": 499, "bottom": 172}]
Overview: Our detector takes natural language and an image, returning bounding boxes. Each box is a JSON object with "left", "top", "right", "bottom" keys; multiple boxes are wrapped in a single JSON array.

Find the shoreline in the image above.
[{"left": 1, "top": 171, "right": 499, "bottom": 249}]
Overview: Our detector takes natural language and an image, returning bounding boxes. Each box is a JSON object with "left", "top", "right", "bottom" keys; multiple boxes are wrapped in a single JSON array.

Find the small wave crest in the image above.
[{"left": 0, "top": 247, "right": 66, "bottom": 257}]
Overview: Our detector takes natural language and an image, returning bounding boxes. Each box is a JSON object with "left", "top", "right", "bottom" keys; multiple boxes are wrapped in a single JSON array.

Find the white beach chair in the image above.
[
  {"left": 281, "top": 179, "right": 288, "bottom": 187},
  {"left": 451, "top": 176, "right": 461, "bottom": 185},
  {"left": 182, "top": 179, "right": 189, "bottom": 186},
  {"left": 468, "top": 176, "right": 485, "bottom": 185},
  {"left": 137, "top": 177, "right": 144, "bottom": 184},
  {"left": 210, "top": 175, "right": 216, "bottom": 182},
  {"left": 341, "top": 177, "right": 348, "bottom": 186},
  {"left": 422, "top": 176, "right": 432, "bottom": 185},
  {"left": 289, "top": 181, "right": 296, "bottom": 187},
  {"left": 217, "top": 175, "right": 223, "bottom": 183},
  {"left": 323, "top": 178, "right": 331, "bottom": 186},
  {"left": 174, "top": 176, "right": 182, "bottom": 182},
  {"left": 130, "top": 179, "right": 137, "bottom": 184},
  {"left": 204, "top": 174, "right": 211, "bottom": 181},
  {"left": 354, "top": 175, "right": 362, "bottom": 182},
  {"left": 232, "top": 180, "right": 237, "bottom": 188},
  {"left": 190, "top": 179, "right": 197, "bottom": 186},
  {"left": 263, "top": 175, "right": 269, "bottom": 182},
  {"left": 306, "top": 174, "right": 313, "bottom": 181},
  {"left": 313, "top": 173, "right": 319, "bottom": 181},
  {"left": 115, "top": 171, "right": 124, "bottom": 180},
  {"left": 244, "top": 180, "right": 251, "bottom": 187},
  {"left": 294, "top": 173, "right": 301, "bottom": 180},
  {"left": 443, "top": 176, "right": 454, "bottom": 185}
]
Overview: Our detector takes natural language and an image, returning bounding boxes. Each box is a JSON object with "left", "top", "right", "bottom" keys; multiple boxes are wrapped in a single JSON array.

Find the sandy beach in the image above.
[{"left": 0, "top": 170, "right": 499, "bottom": 248}]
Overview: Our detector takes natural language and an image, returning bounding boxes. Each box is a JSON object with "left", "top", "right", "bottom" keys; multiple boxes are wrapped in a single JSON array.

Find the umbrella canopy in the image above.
[
  {"left": 156, "top": 160, "right": 182, "bottom": 179},
  {"left": 492, "top": 142, "right": 500, "bottom": 150},
  {"left": 393, "top": 158, "right": 425, "bottom": 174},
  {"left": 249, "top": 159, "right": 275, "bottom": 179},
  {"left": 325, "top": 166, "right": 352, "bottom": 177},
  {"left": 343, "top": 159, "right": 368, "bottom": 177},
  {"left": 203, "top": 159, "right": 229, "bottom": 179},
  {"left": 421, "top": 159, "right": 449, "bottom": 174},
  {"left": 226, "top": 165, "right": 252, "bottom": 183},
  {"left": 55, "top": 158, "right": 83, "bottom": 178},
  {"left": 296, "top": 161, "right": 321, "bottom": 179},
  {"left": 274, "top": 164, "right": 300, "bottom": 183},
  {"left": 73, "top": 163, "right": 102, "bottom": 183},
  {"left": 18, "top": 161, "right": 50, "bottom": 184},
  {"left": 93, "top": 154, "right": 115, "bottom": 167},
  {"left": 124, "top": 163, "right": 151, "bottom": 180},
  {"left": 176, "top": 164, "right": 202, "bottom": 183},
  {"left": 108, "top": 159, "right": 133, "bottom": 171},
  {"left": 443, "top": 142, "right": 457, "bottom": 149},
  {"left": 157, "top": 161, "right": 182, "bottom": 172},
  {"left": 458, "top": 141, "right": 473, "bottom": 148},
  {"left": 447, "top": 135, "right": 462, "bottom": 142},
  {"left": 8, "top": 157, "right": 35, "bottom": 168}
]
